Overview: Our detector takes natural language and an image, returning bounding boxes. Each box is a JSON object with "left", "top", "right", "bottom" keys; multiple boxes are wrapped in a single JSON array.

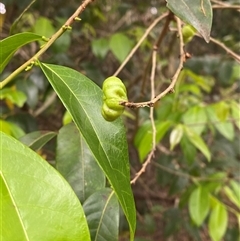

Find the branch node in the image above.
[{"left": 62, "top": 25, "right": 72, "bottom": 30}]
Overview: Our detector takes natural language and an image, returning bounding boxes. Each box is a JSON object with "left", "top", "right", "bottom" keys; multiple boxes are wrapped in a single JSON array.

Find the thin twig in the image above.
[
  {"left": 0, "top": 0, "right": 94, "bottom": 89},
  {"left": 212, "top": 4, "right": 240, "bottom": 10},
  {"left": 131, "top": 46, "right": 158, "bottom": 184},
  {"left": 131, "top": 17, "right": 185, "bottom": 184},
  {"left": 113, "top": 12, "right": 169, "bottom": 77},
  {"left": 122, "top": 17, "right": 186, "bottom": 109},
  {"left": 209, "top": 36, "right": 240, "bottom": 63}
]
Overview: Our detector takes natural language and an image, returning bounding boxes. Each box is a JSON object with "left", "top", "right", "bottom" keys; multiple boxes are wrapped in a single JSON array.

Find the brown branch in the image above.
[
  {"left": 131, "top": 17, "right": 185, "bottom": 184},
  {"left": 209, "top": 36, "right": 240, "bottom": 63},
  {"left": 122, "top": 17, "right": 186, "bottom": 109},
  {"left": 131, "top": 44, "right": 158, "bottom": 184}
]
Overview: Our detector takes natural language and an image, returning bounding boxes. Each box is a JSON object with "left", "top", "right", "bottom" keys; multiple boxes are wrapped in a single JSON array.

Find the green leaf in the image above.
[
  {"left": 0, "top": 119, "right": 25, "bottom": 138},
  {"left": 189, "top": 186, "right": 210, "bottom": 226},
  {"left": 0, "top": 131, "right": 90, "bottom": 241},
  {"left": 0, "top": 87, "right": 27, "bottom": 107},
  {"left": 83, "top": 189, "right": 119, "bottom": 241},
  {"left": 180, "top": 135, "right": 196, "bottom": 165},
  {"left": 56, "top": 123, "right": 105, "bottom": 203},
  {"left": 203, "top": 172, "right": 227, "bottom": 193},
  {"left": 135, "top": 121, "right": 172, "bottom": 162},
  {"left": 15, "top": 78, "right": 40, "bottom": 109},
  {"left": 185, "top": 69, "right": 213, "bottom": 93},
  {"left": 33, "top": 17, "right": 55, "bottom": 44},
  {"left": 170, "top": 124, "right": 183, "bottom": 150},
  {"left": 208, "top": 201, "right": 228, "bottom": 241},
  {"left": 230, "top": 180, "right": 240, "bottom": 204},
  {"left": 39, "top": 63, "right": 136, "bottom": 240},
  {"left": 0, "top": 32, "right": 42, "bottom": 73},
  {"left": 19, "top": 131, "right": 57, "bottom": 151},
  {"left": 206, "top": 105, "right": 234, "bottom": 141},
  {"left": 182, "top": 105, "right": 207, "bottom": 135},
  {"left": 223, "top": 186, "right": 240, "bottom": 209},
  {"left": 109, "top": 33, "right": 134, "bottom": 63},
  {"left": 166, "top": 0, "right": 212, "bottom": 42},
  {"left": 184, "top": 126, "right": 211, "bottom": 161},
  {"left": 91, "top": 37, "right": 109, "bottom": 59},
  {"left": 230, "top": 101, "right": 240, "bottom": 130}
]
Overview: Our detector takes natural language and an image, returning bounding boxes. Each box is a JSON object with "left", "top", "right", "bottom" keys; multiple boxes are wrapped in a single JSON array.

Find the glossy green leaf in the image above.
[
  {"left": 224, "top": 186, "right": 240, "bottom": 209},
  {"left": 109, "top": 33, "right": 134, "bottom": 63},
  {"left": 135, "top": 121, "right": 172, "bottom": 162},
  {"left": 39, "top": 63, "right": 136, "bottom": 240},
  {"left": 206, "top": 105, "right": 234, "bottom": 141},
  {"left": 189, "top": 186, "right": 210, "bottom": 226},
  {"left": 0, "top": 32, "right": 42, "bottom": 73},
  {"left": 208, "top": 201, "right": 228, "bottom": 241},
  {"left": 182, "top": 105, "right": 207, "bottom": 135},
  {"left": 169, "top": 124, "right": 183, "bottom": 150},
  {"left": 184, "top": 126, "right": 211, "bottom": 161},
  {"left": 92, "top": 37, "right": 109, "bottom": 59},
  {"left": 56, "top": 123, "right": 105, "bottom": 203},
  {"left": 0, "top": 87, "right": 27, "bottom": 107},
  {"left": 19, "top": 131, "right": 57, "bottom": 151},
  {"left": 83, "top": 188, "right": 119, "bottom": 241},
  {"left": 0, "top": 131, "right": 90, "bottom": 241},
  {"left": 166, "top": 0, "right": 212, "bottom": 42}
]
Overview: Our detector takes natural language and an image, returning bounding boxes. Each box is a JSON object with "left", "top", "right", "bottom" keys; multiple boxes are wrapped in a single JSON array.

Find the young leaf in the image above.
[
  {"left": 230, "top": 180, "right": 240, "bottom": 204},
  {"left": 184, "top": 126, "right": 211, "bottom": 161},
  {"left": 0, "top": 32, "right": 42, "bottom": 73},
  {"left": 182, "top": 105, "right": 207, "bottom": 135},
  {"left": 56, "top": 123, "right": 105, "bottom": 203},
  {"left": 208, "top": 201, "right": 228, "bottom": 241},
  {"left": 166, "top": 0, "right": 212, "bottom": 42},
  {"left": 170, "top": 124, "right": 183, "bottom": 150},
  {"left": 83, "top": 188, "right": 119, "bottom": 241},
  {"left": 189, "top": 186, "right": 210, "bottom": 226},
  {"left": 0, "top": 119, "right": 25, "bottom": 138},
  {"left": 0, "top": 87, "right": 27, "bottom": 107},
  {"left": 39, "top": 63, "right": 136, "bottom": 240},
  {"left": 223, "top": 186, "right": 240, "bottom": 209},
  {"left": 0, "top": 131, "right": 91, "bottom": 241}
]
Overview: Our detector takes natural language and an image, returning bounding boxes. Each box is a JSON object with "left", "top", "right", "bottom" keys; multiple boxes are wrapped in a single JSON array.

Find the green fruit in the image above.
[
  {"left": 182, "top": 24, "right": 196, "bottom": 44},
  {"left": 101, "top": 76, "right": 128, "bottom": 122}
]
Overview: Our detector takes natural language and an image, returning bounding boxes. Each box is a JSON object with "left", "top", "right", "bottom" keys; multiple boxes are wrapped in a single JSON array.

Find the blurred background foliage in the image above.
[{"left": 0, "top": 0, "right": 239, "bottom": 240}]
